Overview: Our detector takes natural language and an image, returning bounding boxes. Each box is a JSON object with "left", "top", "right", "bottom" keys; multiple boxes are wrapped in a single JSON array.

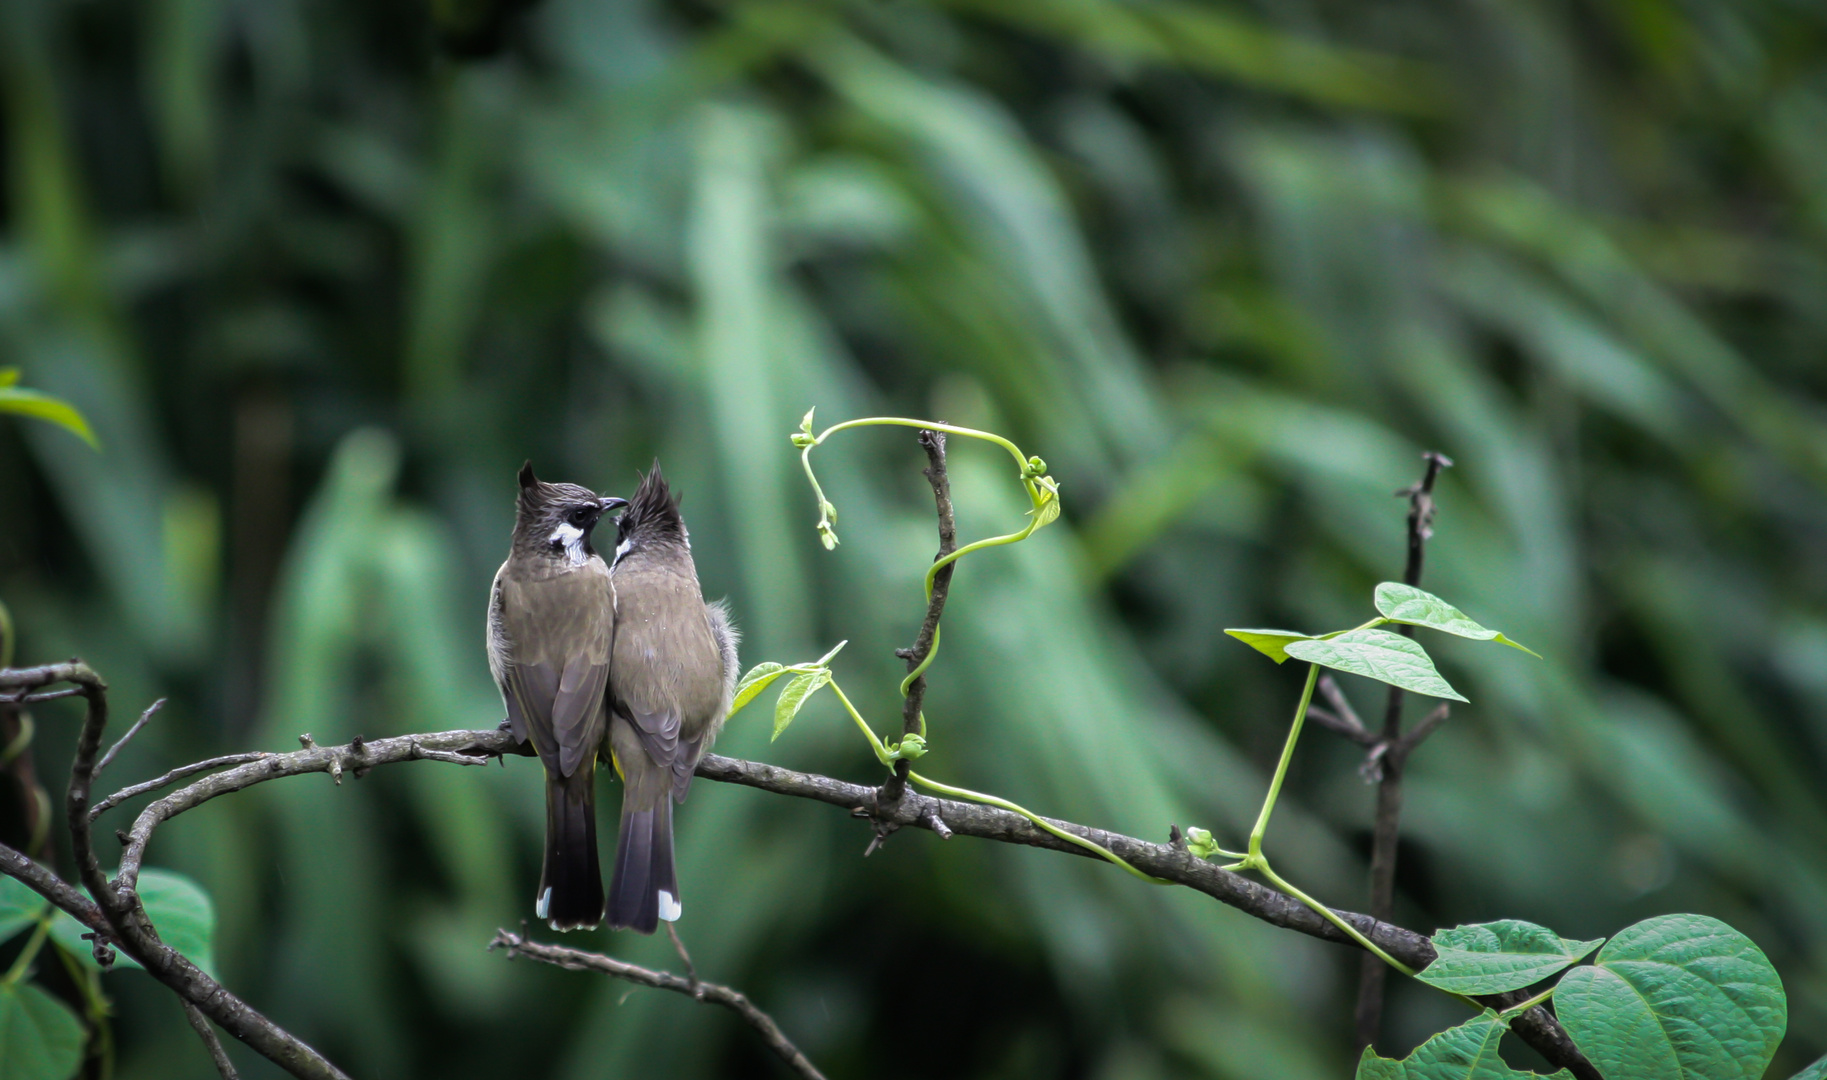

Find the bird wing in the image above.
[{"left": 495, "top": 569, "right": 612, "bottom": 779}]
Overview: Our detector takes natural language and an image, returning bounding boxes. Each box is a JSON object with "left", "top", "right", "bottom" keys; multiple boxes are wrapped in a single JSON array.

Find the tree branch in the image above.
[
  {"left": 877, "top": 429, "right": 958, "bottom": 809},
  {"left": 491, "top": 929, "right": 826, "bottom": 1080},
  {"left": 1354, "top": 450, "right": 1452, "bottom": 1053},
  {"left": 184, "top": 1001, "right": 241, "bottom": 1080},
  {"left": 3, "top": 663, "right": 1593, "bottom": 1077},
  {"left": 0, "top": 662, "right": 353, "bottom": 1080}
]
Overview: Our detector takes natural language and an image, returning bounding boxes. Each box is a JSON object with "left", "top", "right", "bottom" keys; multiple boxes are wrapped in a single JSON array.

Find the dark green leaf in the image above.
[
  {"left": 0, "top": 387, "right": 98, "bottom": 450},
  {"left": 730, "top": 662, "right": 789, "bottom": 718},
  {"left": 1355, "top": 1010, "right": 1573, "bottom": 1079},
  {"left": 1224, "top": 628, "right": 1313, "bottom": 664},
  {"left": 0, "top": 981, "right": 86, "bottom": 1080},
  {"left": 772, "top": 670, "right": 832, "bottom": 742},
  {"left": 1373, "top": 583, "right": 1539, "bottom": 657},
  {"left": 1417, "top": 920, "right": 1603, "bottom": 995},
  {"left": 1556, "top": 914, "right": 1785, "bottom": 1080},
  {"left": 0, "top": 875, "right": 47, "bottom": 944},
  {"left": 50, "top": 868, "right": 216, "bottom": 977},
  {"left": 1284, "top": 627, "right": 1468, "bottom": 701}
]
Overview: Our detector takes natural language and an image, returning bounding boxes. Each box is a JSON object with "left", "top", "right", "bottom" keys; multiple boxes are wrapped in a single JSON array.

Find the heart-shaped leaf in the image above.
[
  {"left": 0, "top": 874, "right": 48, "bottom": 944},
  {"left": 772, "top": 670, "right": 832, "bottom": 742},
  {"left": 730, "top": 662, "right": 789, "bottom": 718},
  {"left": 0, "top": 982, "right": 86, "bottom": 1080},
  {"left": 1284, "top": 628, "right": 1468, "bottom": 701},
  {"left": 1374, "top": 584, "right": 1539, "bottom": 657},
  {"left": 1224, "top": 628, "right": 1313, "bottom": 664},
  {"left": 1417, "top": 920, "right": 1603, "bottom": 995},
  {"left": 50, "top": 868, "right": 216, "bottom": 977},
  {"left": 1356, "top": 1010, "right": 1573, "bottom": 1079},
  {"left": 1556, "top": 913, "right": 1785, "bottom": 1080}
]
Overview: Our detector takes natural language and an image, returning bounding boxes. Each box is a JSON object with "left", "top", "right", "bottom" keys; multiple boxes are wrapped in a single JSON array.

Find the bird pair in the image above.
[{"left": 487, "top": 463, "right": 737, "bottom": 933}]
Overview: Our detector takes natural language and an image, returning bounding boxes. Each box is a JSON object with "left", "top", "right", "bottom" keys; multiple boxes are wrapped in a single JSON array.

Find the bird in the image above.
[
  {"left": 605, "top": 464, "right": 739, "bottom": 933},
  {"left": 487, "top": 462, "right": 627, "bottom": 931}
]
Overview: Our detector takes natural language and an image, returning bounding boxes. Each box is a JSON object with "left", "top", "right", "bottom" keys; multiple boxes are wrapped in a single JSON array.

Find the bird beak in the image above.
[{"left": 600, "top": 497, "right": 629, "bottom": 514}]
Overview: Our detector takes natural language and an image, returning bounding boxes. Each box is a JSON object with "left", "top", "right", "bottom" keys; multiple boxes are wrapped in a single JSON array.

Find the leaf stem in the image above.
[
  {"left": 1248, "top": 663, "right": 1320, "bottom": 857},
  {"left": 826, "top": 682, "right": 892, "bottom": 766},
  {"left": 2, "top": 913, "right": 53, "bottom": 986}
]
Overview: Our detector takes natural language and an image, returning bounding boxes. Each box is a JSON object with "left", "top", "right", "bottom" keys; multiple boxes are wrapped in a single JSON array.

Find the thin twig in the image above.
[
  {"left": 666, "top": 922, "right": 702, "bottom": 999},
  {"left": 96, "top": 698, "right": 166, "bottom": 775},
  {"left": 1397, "top": 703, "right": 1451, "bottom": 759},
  {"left": 1354, "top": 451, "right": 1451, "bottom": 1053},
  {"left": 491, "top": 930, "right": 827, "bottom": 1080},
  {"left": 184, "top": 1001, "right": 240, "bottom": 1079},
  {"left": 878, "top": 429, "right": 958, "bottom": 808},
  {"left": 90, "top": 753, "right": 274, "bottom": 819},
  {"left": 1318, "top": 675, "right": 1367, "bottom": 734},
  {"left": 1306, "top": 706, "right": 1376, "bottom": 747},
  {"left": 3, "top": 686, "right": 86, "bottom": 705}
]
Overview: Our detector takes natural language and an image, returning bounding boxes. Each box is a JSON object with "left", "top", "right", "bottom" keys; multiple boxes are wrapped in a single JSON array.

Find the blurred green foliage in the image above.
[{"left": 1, "top": 0, "right": 1825, "bottom": 1076}]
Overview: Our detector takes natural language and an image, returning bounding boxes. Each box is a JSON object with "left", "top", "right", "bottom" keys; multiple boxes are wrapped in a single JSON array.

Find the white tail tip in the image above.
[
  {"left": 536, "top": 887, "right": 551, "bottom": 920},
  {"left": 657, "top": 890, "right": 682, "bottom": 922}
]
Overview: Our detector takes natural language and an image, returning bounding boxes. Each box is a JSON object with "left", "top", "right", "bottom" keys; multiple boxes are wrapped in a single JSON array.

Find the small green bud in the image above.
[
  {"left": 800, "top": 407, "right": 816, "bottom": 434},
  {"left": 1023, "top": 455, "right": 1048, "bottom": 478},
  {"left": 1184, "top": 827, "right": 1220, "bottom": 860},
  {"left": 886, "top": 733, "right": 927, "bottom": 762},
  {"left": 790, "top": 432, "right": 816, "bottom": 448}
]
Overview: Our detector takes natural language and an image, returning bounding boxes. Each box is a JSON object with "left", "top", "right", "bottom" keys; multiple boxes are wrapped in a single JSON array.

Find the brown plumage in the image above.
[
  {"left": 605, "top": 464, "right": 739, "bottom": 933},
  {"left": 487, "top": 462, "right": 626, "bottom": 931}
]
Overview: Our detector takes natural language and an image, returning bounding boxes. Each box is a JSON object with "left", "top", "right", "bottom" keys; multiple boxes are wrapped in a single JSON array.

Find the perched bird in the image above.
[
  {"left": 606, "top": 464, "right": 739, "bottom": 933},
  {"left": 487, "top": 463, "right": 627, "bottom": 931}
]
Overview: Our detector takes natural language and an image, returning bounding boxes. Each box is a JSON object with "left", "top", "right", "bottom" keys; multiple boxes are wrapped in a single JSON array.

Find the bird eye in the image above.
[{"left": 568, "top": 507, "right": 589, "bottom": 527}]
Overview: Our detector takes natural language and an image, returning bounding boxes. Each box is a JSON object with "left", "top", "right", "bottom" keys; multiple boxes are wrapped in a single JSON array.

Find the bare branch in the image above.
[
  {"left": 90, "top": 753, "right": 275, "bottom": 820},
  {"left": 491, "top": 929, "right": 827, "bottom": 1080},
  {"left": 184, "top": 1002, "right": 240, "bottom": 1080},
  {"left": 96, "top": 698, "right": 167, "bottom": 776},
  {"left": 0, "top": 662, "right": 354, "bottom": 1080},
  {"left": 1355, "top": 450, "right": 1453, "bottom": 1053},
  {"left": 1396, "top": 703, "right": 1451, "bottom": 760},
  {"left": 878, "top": 429, "right": 958, "bottom": 808},
  {"left": 1307, "top": 706, "right": 1377, "bottom": 747}
]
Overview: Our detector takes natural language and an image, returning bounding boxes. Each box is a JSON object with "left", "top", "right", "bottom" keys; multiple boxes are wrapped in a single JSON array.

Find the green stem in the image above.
[
  {"left": 1251, "top": 857, "right": 1415, "bottom": 977},
  {"left": 907, "top": 770, "right": 1172, "bottom": 885},
  {"left": 1248, "top": 663, "right": 1320, "bottom": 857},
  {"left": 827, "top": 682, "right": 892, "bottom": 766},
  {"left": 2, "top": 914, "right": 52, "bottom": 986}
]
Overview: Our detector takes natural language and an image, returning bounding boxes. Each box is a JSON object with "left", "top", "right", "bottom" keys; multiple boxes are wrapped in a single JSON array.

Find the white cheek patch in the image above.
[
  {"left": 611, "top": 537, "right": 633, "bottom": 568},
  {"left": 657, "top": 890, "right": 682, "bottom": 922},
  {"left": 549, "top": 522, "right": 588, "bottom": 566}
]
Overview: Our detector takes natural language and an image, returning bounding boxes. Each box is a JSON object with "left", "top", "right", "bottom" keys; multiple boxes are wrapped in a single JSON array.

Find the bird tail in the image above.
[
  {"left": 537, "top": 765, "right": 605, "bottom": 932},
  {"left": 607, "top": 789, "right": 678, "bottom": 934}
]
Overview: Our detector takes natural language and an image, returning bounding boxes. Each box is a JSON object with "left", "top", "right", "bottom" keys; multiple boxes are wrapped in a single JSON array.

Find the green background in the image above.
[{"left": 2, "top": 0, "right": 1825, "bottom": 1076}]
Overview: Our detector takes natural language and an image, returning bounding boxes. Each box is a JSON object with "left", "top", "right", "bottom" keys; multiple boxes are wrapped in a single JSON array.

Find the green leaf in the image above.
[
  {"left": 0, "top": 369, "right": 19, "bottom": 387},
  {"left": 1224, "top": 628, "right": 1313, "bottom": 664},
  {"left": 1417, "top": 920, "right": 1603, "bottom": 995},
  {"left": 0, "top": 981, "right": 86, "bottom": 1080},
  {"left": 50, "top": 868, "right": 216, "bottom": 977},
  {"left": 1355, "top": 1010, "right": 1573, "bottom": 1079},
  {"left": 0, "top": 875, "right": 48, "bottom": 944},
  {"left": 1030, "top": 475, "right": 1061, "bottom": 529},
  {"left": 1373, "top": 583, "right": 1540, "bottom": 658},
  {"left": 1788, "top": 1054, "right": 1827, "bottom": 1080},
  {"left": 772, "top": 670, "right": 832, "bottom": 742},
  {"left": 729, "top": 662, "right": 789, "bottom": 718},
  {"left": 1284, "top": 627, "right": 1468, "bottom": 701},
  {"left": 0, "top": 387, "right": 98, "bottom": 450},
  {"left": 1555, "top": 914, "right": 1785, "bottom": 1080}
]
